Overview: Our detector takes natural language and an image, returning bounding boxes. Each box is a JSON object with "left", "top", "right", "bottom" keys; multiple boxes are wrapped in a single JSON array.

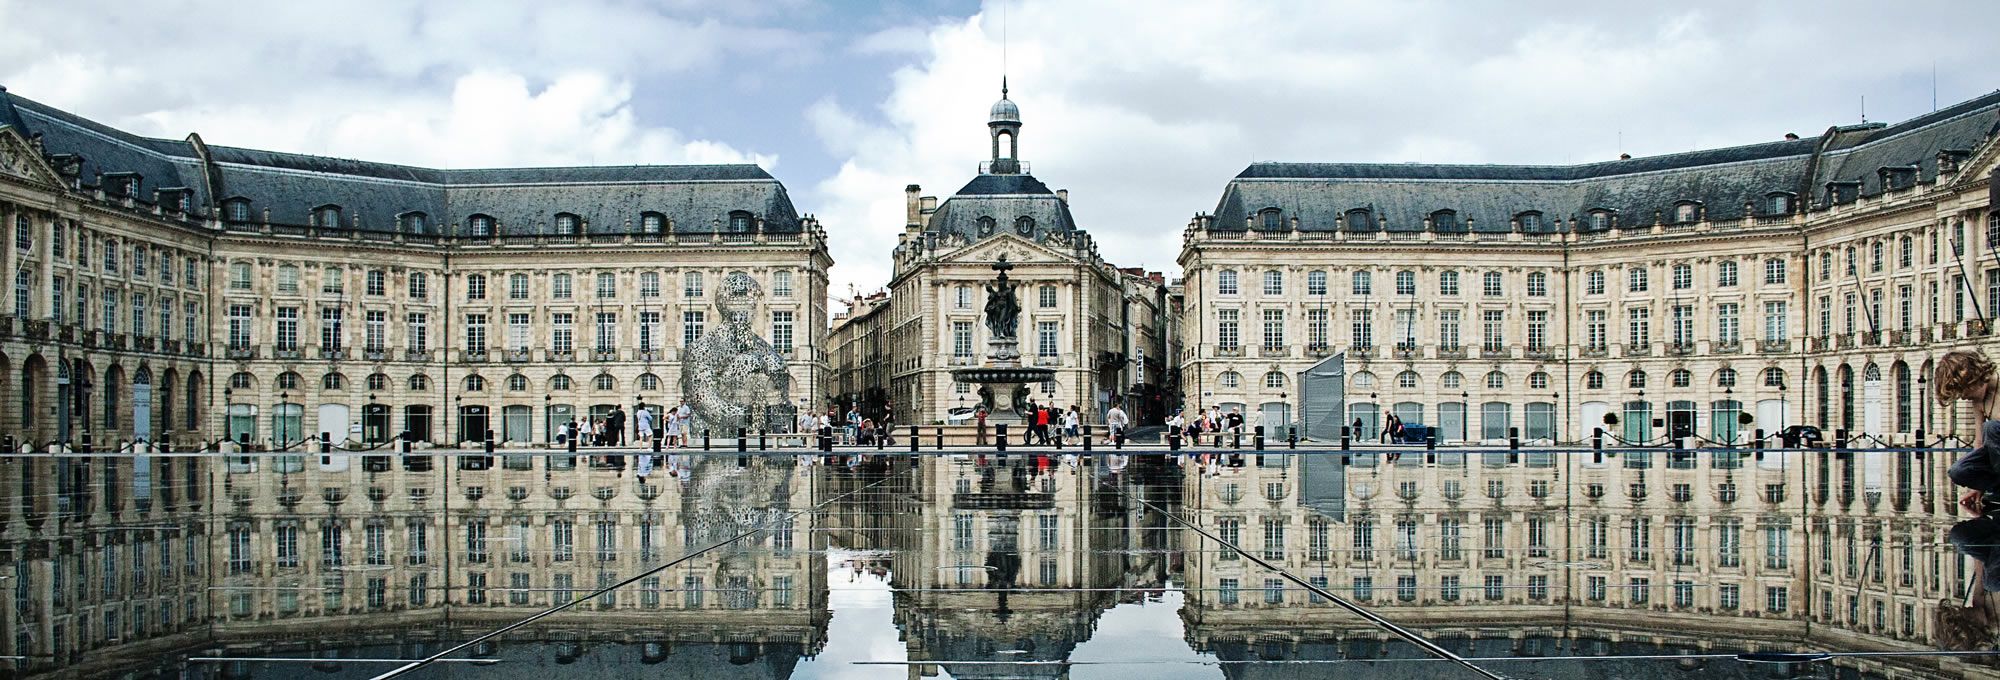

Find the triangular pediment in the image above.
[
  {"left": 0, "top": 126, "right": 65, "bottom": 187},
  {"left": 934, "top": 233, "right": 1076, "bottom": 267}
]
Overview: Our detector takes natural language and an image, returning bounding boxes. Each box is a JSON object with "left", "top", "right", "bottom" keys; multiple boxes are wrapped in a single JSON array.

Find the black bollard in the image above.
[
  {"left": 997, "top": 424, "right": 1009, "bottom": 453},
  {"left": 935, "top": 427, "right": 944, "bottom": 451},
  {"left": 1232, "top": 432, "right": 1241, "bottom": 449},
  {"left": 876, "top": 430, "right": 885, "bottom": 450},
  {"left": 909, "top": 426, "right": 919, "bottom": 453},
  {"left": 1340, "top": 425, "right": 1351, "bottom": 451},
  {"left": 653, "top": 434, "right": 662, "bottom": 453},
  {"left": 737, "top": 428, "right": 748, "bottom": 453},
  {"left": 320, "top": 431, "right": 332, "bottom": 455},
  {"left": 1752, "top": 428, "right": 1765, "bottom": 451},
  {"left": 1288, "top": 427, "right": 1297, "bottom": 450},
  {"left": 1592, "top": 427, "right": 1604, "bottom": 451},
  {"left": 759, "top": 429, "right": 767, "bottom": 450},
  {"left": 1427, "top": 436, "right": 1436, "bottom": 451},
  {"left": 1915, "top": 429, "right": 1927, "bottom": 449},
  {"left": 1509, "top": 426, "right": 1519, "bottom": 451},
  {"left": 1168, "top": 430, "right": 1181, "bottom": 451},
  {"left": 703, "top": 430, "right": 711, "bottom": 451},
  {"left": 484, "top": 429, "right": 495, "bottom": 455},
  {"left": 1116, "top": 429, "right": 1126, "bottom": 449},
  {"left": 1835, "top": 428, "right": 1848, "bottom": 449},
  {"left": 402, "top": 435, "right": 412, "bottom": 455},
  {"left": 1254, "top": 425, "right": 1265, "bottom": 451},
  {"left": 819, "top": 425, "right": 833, "bottom": 453},
  {"left": 1083, "top": 425, "right": 1093, "bottom": 452}
]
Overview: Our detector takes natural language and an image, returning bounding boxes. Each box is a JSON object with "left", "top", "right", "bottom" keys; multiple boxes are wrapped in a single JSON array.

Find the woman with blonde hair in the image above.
[{"left": 1938, "top": 350, "right": 2000, "bottom": 515}]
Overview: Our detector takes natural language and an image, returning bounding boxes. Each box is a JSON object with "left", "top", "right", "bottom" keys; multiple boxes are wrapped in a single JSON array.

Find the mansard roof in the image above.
[
  {"left": 924, "top": 172, "right": 1078, "bottom": 240},
  {"left": 0, "top": 87, "right": 803, "bottom": 236},
  {"left": 1211, "top": 89, "right": 2000, "bottom": 234}
]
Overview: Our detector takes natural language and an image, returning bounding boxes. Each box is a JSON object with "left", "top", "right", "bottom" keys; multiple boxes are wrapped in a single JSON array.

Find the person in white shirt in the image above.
[
  {"left": 635, "top": 406, "right": 655, "bottom": 445},
  {"left": 1105, "top": 404, "right": 1131, "bottom": 444}
]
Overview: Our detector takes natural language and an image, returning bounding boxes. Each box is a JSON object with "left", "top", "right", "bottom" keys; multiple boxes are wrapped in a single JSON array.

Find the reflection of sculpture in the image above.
[
  {"left": 983, "top": 255, "right": 1021, "bottom": 340},
  {"left": 681, "top": 272, "right": 793, "bottom": 431}
]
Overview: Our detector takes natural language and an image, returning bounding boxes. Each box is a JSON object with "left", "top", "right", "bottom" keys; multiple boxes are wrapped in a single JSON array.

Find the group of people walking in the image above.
[
  {"left": 1166, "top": 405, "right": 1245, "bottom": 443},
  {"left": 554, "top": 400, "right": 698, "bottom": 449}
]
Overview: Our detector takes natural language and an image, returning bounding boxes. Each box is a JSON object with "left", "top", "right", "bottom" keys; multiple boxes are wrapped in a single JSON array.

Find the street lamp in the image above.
[{"left": 278, "top": 391, "right": 290, "bottom": 446}]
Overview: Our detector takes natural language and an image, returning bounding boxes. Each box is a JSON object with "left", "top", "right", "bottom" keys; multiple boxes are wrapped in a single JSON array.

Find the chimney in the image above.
[
  {"left": 1618, "top": 153, "right": 1632, "bottom": 160},
  {"left": 1057, "top": 189, "right": 1068, "bottom": 204},
  {"left": 1784, "top": 133, "right": 1800, "bottom": 140},
  {"left": 904, "top": 184, "right": 921, "bottom": 232}
]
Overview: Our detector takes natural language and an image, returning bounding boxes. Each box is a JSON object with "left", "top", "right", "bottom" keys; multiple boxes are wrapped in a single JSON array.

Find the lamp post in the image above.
[
  {"left": 222, "top": 386, "right": 233, "bottom": 443},
  {"left": 368, "top": 392, "right": 378, "bottom": 444},
  {"left": 1916, "top": 374, "right": 1928, "bottom": 440},
  {"left": 454, "top": 394, "right": 463, "bottom": 444},
  {"left": 277, "top": 391, "right": 290, "bottom": 446},
  {"left": 1724, "top": 387, "right": 1735, "bottom": 444}
]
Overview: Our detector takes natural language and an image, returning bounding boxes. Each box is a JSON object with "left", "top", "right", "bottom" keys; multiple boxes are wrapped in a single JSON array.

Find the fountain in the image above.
[{"left": 951, "top": 254, "right": 1054, "bottom": 423}]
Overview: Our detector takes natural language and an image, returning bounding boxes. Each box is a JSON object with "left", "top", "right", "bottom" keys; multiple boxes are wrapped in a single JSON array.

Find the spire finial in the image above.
[{"left": 1001, "top": 76, "right": 1009, "bottom": 100}]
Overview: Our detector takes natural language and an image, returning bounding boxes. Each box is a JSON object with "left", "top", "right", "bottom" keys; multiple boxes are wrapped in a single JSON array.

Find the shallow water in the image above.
[{"left": 3, "top": 448, "right": 1991, "bottom": 678}]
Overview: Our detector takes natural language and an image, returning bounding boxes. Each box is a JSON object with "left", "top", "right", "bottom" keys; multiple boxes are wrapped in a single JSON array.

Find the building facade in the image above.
[
  {"left": 1180, "top": 92, "right": 2000, "bottom": 445},
  {"left": 833, "top": 87, "right": 1171, "bottom": 425},
  {"left": 0, "top": 87, "right": 831, "bottom": 450}
]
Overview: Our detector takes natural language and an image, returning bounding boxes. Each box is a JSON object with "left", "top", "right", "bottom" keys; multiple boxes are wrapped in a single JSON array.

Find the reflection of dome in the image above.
[{"left": 989, "top": 95, "right": 1020, "bottom": 124}]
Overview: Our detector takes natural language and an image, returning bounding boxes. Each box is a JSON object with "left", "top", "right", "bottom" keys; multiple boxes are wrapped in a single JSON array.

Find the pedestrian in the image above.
[
  {"left": 555, "top": 420, "right": 570, "bottom": 446},
  {"left": 1064, "top": 405, "right": 1080, "bottom": 442},
  {"left": 636, "top": 405, "right": 655, "bottom": 445},
  {"left": 797, "top": 408, "right": 818, "bottom": 448},
  {"left": 676, "top": 400, "right": 694, "bottom": 448},
  {"left": 1035, "top": 403, "right": 1052, "bottom": 446},
  {"left": 975, "top": 405, "right": 989, "bottom": 446},
  {"left": 1105, "top": 402, "right": 1130, "bottom": 445},
  {"left": 665, "top": 408, "right": 682, "bottom": 448},
  {"left": 610, "top": 405, "right": 628, "bottom": 447},
  {"left": 1936, "top": 350, "right": 2000, "bottom": 515},
  {"left": 846, "top": 406, "right": 862, "bottom": 446}
]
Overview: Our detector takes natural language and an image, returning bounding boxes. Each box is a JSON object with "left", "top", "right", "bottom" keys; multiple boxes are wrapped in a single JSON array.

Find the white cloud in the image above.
[{"left": 804, "top": 0, "right": 2000, "bottom": 299}]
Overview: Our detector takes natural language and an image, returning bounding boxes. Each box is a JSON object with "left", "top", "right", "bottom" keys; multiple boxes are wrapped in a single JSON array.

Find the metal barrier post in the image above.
[
  {"left": 1508, "top": 426, "right": 1519, "bottom": 451},
  {"left": 996, "top": 424, "right": 1009, "bottom": 453},
  {"left": 737, "top": 428, "right": 748, "bottom": 453},
  {"left": 703, "top": 430, "right": 711, "bottom": 451},
  {"left": 1082, "top": 425, "right": 1093, "bottom": 451},
  {"left": 1254, "top": 425, "right": 1265, "bottom": 450},
  {"left": 1340, "top": 425, "right": 1350, "bottom": 451},
  {"left": 1592, "top": 427, "right": 1604, "bottom": 451}
]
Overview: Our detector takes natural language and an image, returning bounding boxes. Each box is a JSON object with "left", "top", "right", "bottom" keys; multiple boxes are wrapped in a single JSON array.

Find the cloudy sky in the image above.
[{"left": 5, "top": 0, "right": 1998, "bottom": 306}]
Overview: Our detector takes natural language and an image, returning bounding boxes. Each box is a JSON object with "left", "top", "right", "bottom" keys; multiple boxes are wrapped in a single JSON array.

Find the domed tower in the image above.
[{"left": 987, "top": 78, "right": 1022, "bottom": 174}]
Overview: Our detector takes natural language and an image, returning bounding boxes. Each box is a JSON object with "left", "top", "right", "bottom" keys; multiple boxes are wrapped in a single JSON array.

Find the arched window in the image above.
[
  {"left": 399, "top": 212, "right": 428, "bottom": 234},
  {"left": 1485, "top": 371, "right": 1506, "bottom": 390},
  {"left": 555, "top": 213, "right": 580, "bottom": 235},
  {"left": 1762, "top": 367, "right": 1786, "bottom": 388},
  {"left": 641, "top": 212, "right": 665, "bottom": 234},
  {"left": 1344, "top": 208, "right": 1374, "bottom": 231},
  {"left": 313, "top": 204, "right": 343, "bottom": 228},
  {"left": 1264, "top": 371, "right": 1285, "bottom": 389},
  {"left": 1262, "top": 270, "right": 1283, "bottom": 295},
  {"left": 1430, "top": 209, "right": 1461, "bottom": 232},
  {"left": 1307, "top": 270, "right": 1327, "bottom": 295},
  {"left": 464, "top": 374, "right": 486, "bottom": 392},
  {"left": 550, "top": 374, "right": 572, "bottom": 391},
  {"left": 1673, "top": 202, "right": 1698, "bottom": 223},
  {"left": 224, "top": 198, "right": 252, "bottom": 222},
  {"left": 1526, "top": 272, "right": 1547, "bottom": 297},
  {"left": 507, "top": 374, "right": 528, "bottom": 392},
  {"left": 277, "top": 371, "right": 302, "bottom": 391},
  {"left": 638, "top": 373, "right": 661, "bottom": 391},
  {"left": 318, "top": 372, "right": 343, "bottom": 390},
  {"left": 1395, "top": 270, "right": 1416, "bottom": 295},
  {"left": 594, "top": 373, "right": 616, "bottom": 391},
  {"left": 509, "top": 273, "right": 529, "bottom": 300},
  {"left": 367, "top": 373, "right": 389, "bottom": 391},
  {"left": 1216, "top": 269, "right": 1238, "bottom": 295},
  {"left": 1717, "top": 260, "right": 1739, "bottom": 287},
  {"left": 408, "top": 374, "right": 430, "bottom": 391},
  {"left": 1670, "top": 369, "right": 1691, "bottom": 388},
  {"left": 1219, "top": 371, "right": 1242, "bottom": 388},
  {"left": 1627, "top": 370, "right": 1648, "bottom": 389},
  {"left": 1716, "top": 368, "right": 1738, "bottom": 388},
  {"left": 1352, "top": 371, "right": 1376, "bottom": 388},
  {"left": 1585, "top": 371, "right": 1605, "bottom": 390},
  {"left": 1260, "top": 208, "right": 1282, "bottom": 231},
  {"left": 1396, "top": 371, "right": 1419, "bottom": 389},
  {"left": 1439, "top": 271, "right": 1460, "bottom": 296},
  {"left": 1838, "top": 364, "right": 1855, "bottom": 431},
  {"left": 1587, "top": 210, "right": 1613, "bottom": 231},
  {"left": 1585, "top": 270, "right": 1605, "bottom": 295},
  {"left": 227, "top": 372, "right": 255, "bottom": 390},
  {"left": 1516, "top": 211, "right": 1543, "bottom": 232},
  {"left": 552, "top": 273, "right": 573, "bottom": 299},
  {"left": 1767, "top": 193, "right": 1792, "bottom": 215},
  {"left": 1893, "top": 361, "right": 1912, "bottom": 433},
  {"left": 1013, "top": 216, "right": 1035, "bottom": 235},
  {"left": 976, "top": 215, "right": 997, "bottom": 236},
  {"left": 469, "top": 214, "right": 496, "bottom": 237},
  {"left": 1528, "top": 371, "right": 1550, "bottom": 390},
  {"left": 1441, "top": 371, "right": 1463, "bottom": 389}
]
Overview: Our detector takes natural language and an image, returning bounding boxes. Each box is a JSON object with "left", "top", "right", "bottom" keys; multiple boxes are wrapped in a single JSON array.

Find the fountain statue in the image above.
[
  {"left": 950, "top": 254, "right": 1053, "bottom": 422},
  {"left": 680, "top": 272, "right": 795, "bottom": 432}
]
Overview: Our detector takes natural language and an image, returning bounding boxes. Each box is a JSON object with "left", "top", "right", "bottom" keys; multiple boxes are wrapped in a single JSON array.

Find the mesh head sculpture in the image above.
[{"left": 681, "top": 271, "right": 793, "bottom": 432}]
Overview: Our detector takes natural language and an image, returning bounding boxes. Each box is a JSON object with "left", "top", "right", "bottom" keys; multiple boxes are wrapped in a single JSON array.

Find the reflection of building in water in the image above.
[
  {"left": 1179, "top": 450, "right": 1996, "bottom": 678},
  {"left": 881, "top": 453, "right": 1172, "bottom": 678},
  {"left": 1, "top": 452, "right": 826, "bottom": 677}
]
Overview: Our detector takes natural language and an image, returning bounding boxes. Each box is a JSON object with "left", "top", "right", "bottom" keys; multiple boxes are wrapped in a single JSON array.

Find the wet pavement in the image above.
[{"left": 2, "top": 446, "right": 1995, "bottom": 678}]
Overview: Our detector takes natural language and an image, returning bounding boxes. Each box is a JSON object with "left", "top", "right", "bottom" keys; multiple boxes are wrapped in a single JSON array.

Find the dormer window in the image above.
[
  {"left": 1672, "top": 202, "right": 1698, "bottom": 224},
  {"left": 1516, "top": 211, "right": 1543, "bottom": 232},
  {"left": 1259, "top": 208, "right": 1282, "bottom": 231},
  {"left": 160, "top": 188, "right": 190, "bottom": 213},
  {"left": 1826, "top": 181, "right": 1860, "bottom": 205},
  {"left": 468, "top": 214, "right": 495, "bottom": 237},
  {"left": 1767, "top": 193, "right": 1792, "bottom": 215},
  {"left": 728, "top": 211, "right": 753, "bottom": 233},
  {"left": 1586, "top": 209, "right": 1614, "bottom": 231},
  {"left": 1879, "top": 166, "right": 1917, "bottom": 192},
  {"left": 640, "top": 212, "right": 665, "bottom": 234},
  {"left": 1430, "top": 209, "right": 1461, "bottom": 232},
  {"left": 222, "top": 198, "right": 251, "bottom": 222},
  {"left": 103, "top": 172, "right": 140, "bottom": 198},
  {"left": 399, "top": 212, "right": 429, "bottom": 234},
  {"left": 554, "top": 213, "right": 580, "bottom": 235},
  {"left": 1344, "top": 208, "right": 1375, "bottom": 232},
  {"left": 313, "top": 205, "right": 343, "bottom": 228}
]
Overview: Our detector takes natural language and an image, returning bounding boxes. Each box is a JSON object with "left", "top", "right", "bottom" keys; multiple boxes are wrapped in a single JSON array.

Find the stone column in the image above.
[{"left": 0, "top": 201, "right": 15, "bottom": 317}]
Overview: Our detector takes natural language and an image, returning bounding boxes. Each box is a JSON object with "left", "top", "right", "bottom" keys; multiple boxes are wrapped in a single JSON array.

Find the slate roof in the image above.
[
  {"left": 924, "top": 172, "right": 1078, "bottom": 241},
  {"left": 1211, "top": 90, "right": 2000, "bottom": 234},
  {"left": 0, "top": 88, "right": 803, "bottom": 236}
]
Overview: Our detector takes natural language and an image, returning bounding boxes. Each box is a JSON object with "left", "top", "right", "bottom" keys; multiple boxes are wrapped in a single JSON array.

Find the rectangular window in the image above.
[
  {"left": 1039, "top": 284, "right": 1057, "bottom": 308},
  {"left": 951, "top": 321, "right": 974, "bottom": 358},
  {"left": 1263, "top": 271, "right": 1284, "bottom": 296},
  {"left": 185, "top": 301, "right": 199, "bottom": 344},
  {"left": 1627, "top": 307, "right": 1650, "bottom": 347},
  {"left": 1585, "top": 310, "right": 1606, "bottom": 350},
  {"left": 276, "top": 265, "right": 299, "bottom": 293},
  {"left": 1217, "top": 270, "right": 1238, "bottom": 295},
  {"left": 1629, "top": 268, "right": 1648, "bottom": 292},
  {"left": 320, "top": 307, "right": 343, "bottom": 349},
  {"left": 1716, "top": 303, "right": 1740, "bottom": 343},
  {"left": 1351, "top": 270, "right": 1372, "bottom": 296},
  {"left": 1307, "top": 308, "right": 1329, "bottom": 347},
  {"left": 465, "top": 314, "right": 487, "bottom": 352},
  {"left": 366, "top": 270, "right": 385, "bottom": 296},
  {"left": 1350, "top": 309, "right": 1372, "bottom": 349},
  {"left": 772, "top": 311, "right": 793, "bottom": 352},
  {"left": 407, "top": 312, "right": 428, "bottom": 351},
  {"left": 228, "top": 304, "right": 253, "bottom": 348},
  {"left": 365, "top": 310, "right": 386, "bottom": 351},
  {"left": 508, "top": 275, "right": 528, "bottom": 300},
  {"left": 131, "top": 294, "right": 147, "bottom": 336},
  {"left": 1481, "top": 309, "right": 1504, "bottom": 352},
  {"left": 1217, "top": 309, "right": 1239, "bottom": 349},
  {"left": 466, "top": 275, "right": 486, "bottom": 300},
  {"left": 594, "top": 312, "right": 616, "bottom": 350},
  {"left": 1307, "top": 270, "right": 1327, "bottom": 295},
  {"left": 551, "top": 312, "right": 574, "bottom": 353},
  {"left": 639, "top": 311, "right": 660, "bottom": 351},
  {"left": 102, "top": 289, "right": 118, "bottom": 334},
  {"left": 1037, "top": 320, "right": 1058, "bottom": 357},
  {"left": 275, "top": 307, "right": 299, "bottom": 350},
  {"left": 1671, "top": 305, "right": 1693, "bottom": 346},
  {"left": 1393, "top": 308, "right": 1416, "bottom": 348},
  {"left": 507, "top": 313, "right": 530, "bottom": 351},
  {"left": 772, "top": 270, "right": 793, "bottom": 297},
  {"left": 1764, "top": 525, "right": 1790, "bottom": 569},
  {"left": 684, "top": 272, "right": 704, "bottom": 298},
  {"left": 408, "top": 272, "right": 428, "bottom": 300},
  {"left": 1262, "top": 309, "right": 1284, "bottom": 349},
  {"left": 683, "top": 311, "right": 705, "bottom": 347},
  {"left": 322, "top": 268, "right": 343, "bottom": 295},
  {"left": 1439, "top": 309, "right": 1461, "bottom": 349},
  {"left": 1483, "top": 272, "right": 1503, "bottom": 296},
  {"left": 596, "top": 272, "right": 616, "bottom": 298}
]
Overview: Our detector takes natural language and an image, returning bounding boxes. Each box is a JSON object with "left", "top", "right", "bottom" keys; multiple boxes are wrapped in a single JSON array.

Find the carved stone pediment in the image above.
[{"left": 0, "top": 127, "right": 65, "bottom": 186}]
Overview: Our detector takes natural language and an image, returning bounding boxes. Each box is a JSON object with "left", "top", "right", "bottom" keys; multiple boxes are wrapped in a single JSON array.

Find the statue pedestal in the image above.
[{"left": 987, "top": 338, "right": 1022, "bottom": 367}]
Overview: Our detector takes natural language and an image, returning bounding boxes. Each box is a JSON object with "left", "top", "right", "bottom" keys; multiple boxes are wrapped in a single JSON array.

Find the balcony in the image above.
[
  {"left": 106, "top": 333, "right": 128, "bottom": 350},
  {"left": 404, "top": 349, "right": 433, "bottom": 362},
  {"left": 1623, "top": 343, "right": 1651, "bottom": 357},
  {"left": 1437, "top": 345, "right": 1468, "bottom": 360},
  {"left": 464, "top": 349, "right": 490, "bottom": 362},
  {"left": 1835, "top": 334, "right": 1853, "bottom": 350},
  {"left": 1757, "top": 339, "right": 1791, "bottom": 354},
  {"left": 0, "top": 317, "right": 10, "bottom": 337},
  {"left": 1480, "top": 345, "right": 1510, "bottom": 360},
  {"left": 1667, "top": 343, "right": 1695, "bottom": 357},
  {"left": 1306, "top": 343, "right": 1333, "bottom": 358},
  {"left": 83, "top": 330, "right": 99, "bottom": 348},
  {"left": 226, "top": 345, "right": 259, "bottom": 360},
  {"left": 1524, "top": 347, "right": 1556, "bottom": 361},
  {"left": 164, "top": 339, "right": 182, "bottom": 354},
  {"left": 948, "top": 355, "right": 978, "bottom": 366},
  {"left": 1972, "top": 319, "right": 1992, "bottom": 337},
  {"left": 1349, "top": 345, "right": 1376, "bottom": 360},
  {"left": 1888, "top": 330, "right": 1909, "bottom": 345},
  {"left": 55, "top": 323, "right": 72, "bottom": 343},
  {"left": 508, "top": 349, "right": 535, "bottom": 363},
  {"left": 1260, "top": 346, "right": 1291, "bottom": 358},
  {"left": 320, "top": 347, "right": 347, "bottom": 360},
  {"left": 592, "top": 348, "right": 618, "bottom": 362},
  {"left": 363, "top": 348, "right": 388, "bottom": 362},
  {"left": 25, "top": 319, "right": 48, "bottom": 340},
  {"left": 1713, "top": 340, "right": 1741, "bottom": 354},
  {"left": 1943, "top": 323, "right": 1959, "bottom": 340},
  {"left": 1392, "top": 345, "right": 1419, "bottom": 360},
  {"left": 135, "top": 336, "right": 156, "bottom": 352},
  {"left": 1860, "top": 330, "right": 1881, "bottom": 346},
  {"left": 1216, "top": 345, "right": 1245, "bottom": 358},
  {"left": 637, "top": 349, "right": 663, "bottom": 363}
]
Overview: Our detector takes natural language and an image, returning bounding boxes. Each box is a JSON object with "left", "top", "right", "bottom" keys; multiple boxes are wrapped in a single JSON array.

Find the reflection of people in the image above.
[
  {"left": 1941, "top": 516, "right": 2000, "bottom": 649},
  {"left": 1937, "top": 351, "right": 2000, "bottom": 514}
]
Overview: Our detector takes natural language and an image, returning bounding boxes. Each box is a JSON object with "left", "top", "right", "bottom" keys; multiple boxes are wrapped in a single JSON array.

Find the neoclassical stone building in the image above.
[
  {"left": 0, "top": 86, "right": 830, "bottom": 450},
  {"left": 1181, "top": 91, "right": 2000, "bottom": 445},
  {"left": 834, "top": 86, "right": 1173, "bottom": 425}
]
